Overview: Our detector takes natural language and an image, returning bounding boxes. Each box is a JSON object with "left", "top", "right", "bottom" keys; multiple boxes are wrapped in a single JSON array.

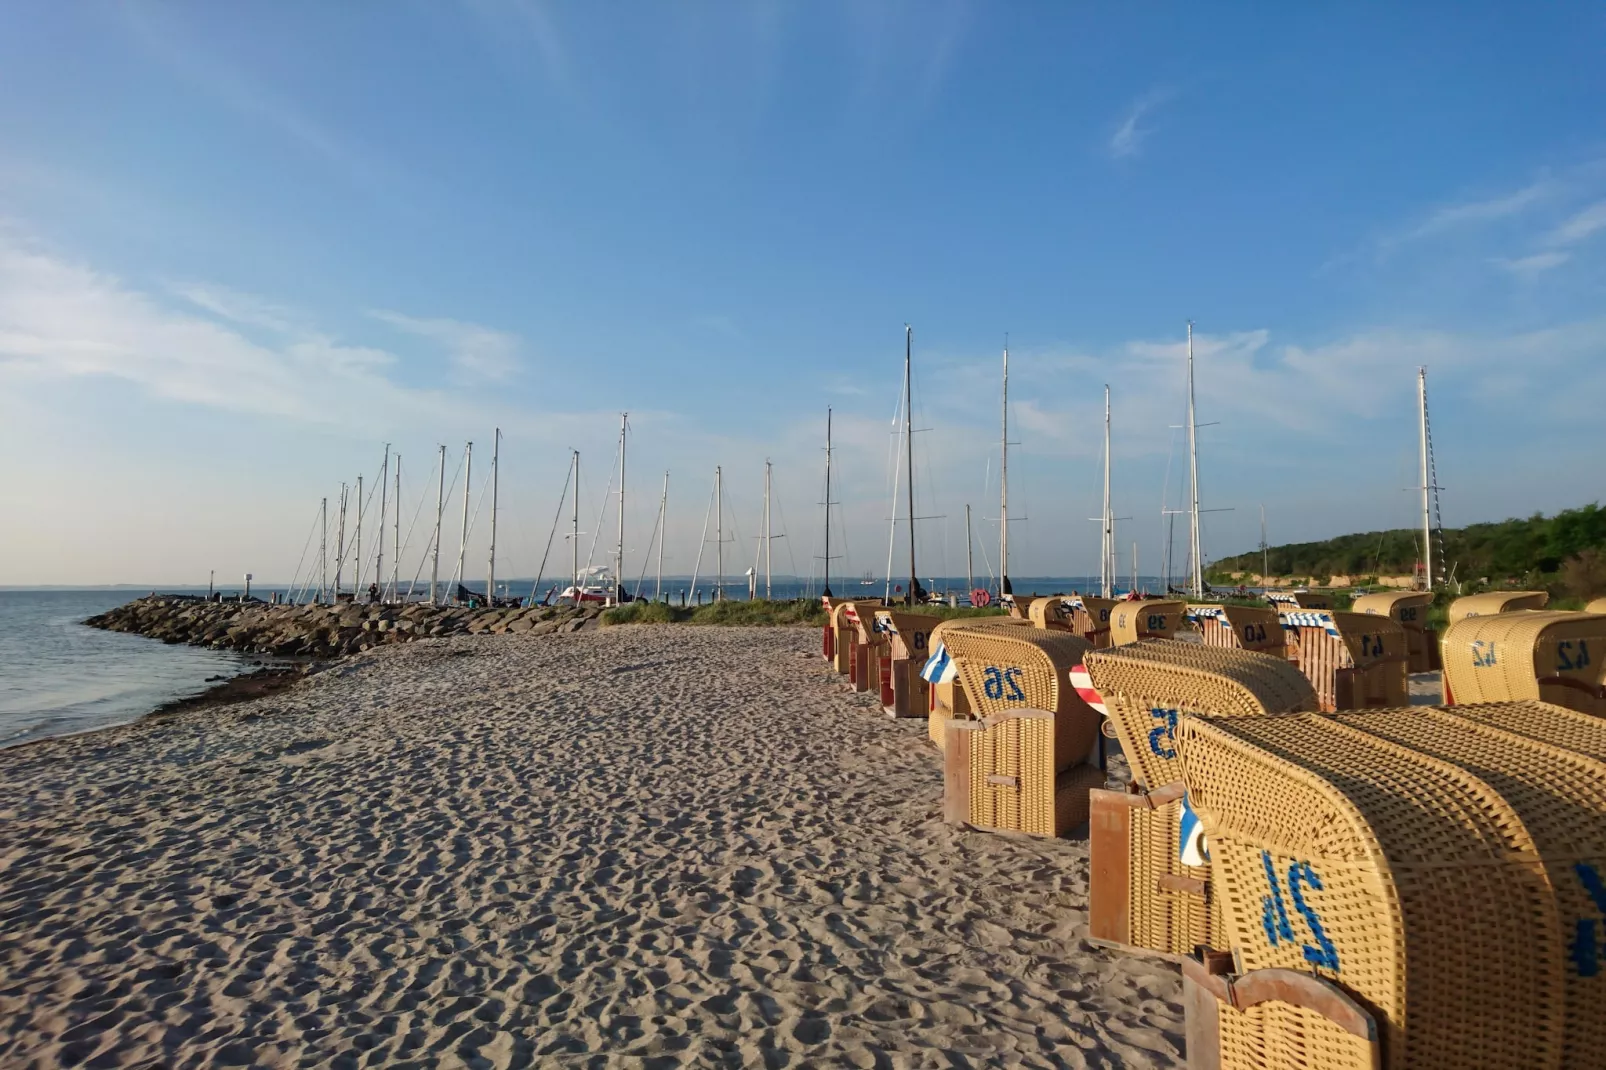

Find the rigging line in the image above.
[
  {"left": 689, "top": 479, "right": 716, "bottom": 601},
  {"left": 582, "top": 442, "right": 618, "bottom": 579},
  {"left": 287, "top": 501, "right": 322, "bottom": 604},
  {"left": 772, "top": 478, "right": 800, "bottom": 591},
  {"left": 405, "top": 446, "right": 465, "bottom": 601},
  {"left": 528, "top": 458, "right": 575, "bottom": 606},
  {"left": 635, "top": 487, "right": 664, "bottom": 596},
  {"left": 884, "top": 378, "right": 905, "bottom": 602},
  {"left": 446, "top": 467, "right": 494, "bottom": 592},
  {"left": 391, "top": 471, "right": 434, "bottom": 601}
]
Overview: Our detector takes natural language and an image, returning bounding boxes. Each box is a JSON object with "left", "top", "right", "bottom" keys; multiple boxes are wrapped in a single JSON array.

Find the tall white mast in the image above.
[
  {"left": 431, "top": 445, "right": 445, "bottom": 604},
  {"left": 355, "top": 475, "right": 363, "bottom": 597},
  {"left": 905, "top": 324, "right": 917, "bottom": 605},
  {"left": 1260, "top": 503, "right": 1268, "bottom": 586},
  {"left": 571, "top": 451, "right": 580, "bottom": 596},
  {"left": 392, "top": 454, "right": 401, "bottom": 602},
  {"left": 616, "top": 413, "right": 627, "bottom": 604},
  {"left": 487, "top": 429, "right": 500, "bottom": 603},
  {"left": 1418, "top": 367, "right": 1432, "bottom": 592},
  {"left": 335, "top": 483, "right": 347, "bottom": 598},
  {"left": 376, "top": 445, "right": 389, "bottom": 600},
  {"left": 1101, "top": 384, "right": 1114, "bottom": 598},
  {"left": 1000, "top": 337, "right": 1010, "bottom": 596},
  {"left": 715, "top": 465, "right": 724, "bottom": 601},
  {"left": 1132, "top": 541, "right": 1139, "bottom": 596},
  {"left": 763, "top": 459, "right": 773, "bottom": 599},
  {"left": 457, "top": 442, "right": 472, "bottom": 602},
  {"left": 319, "top": 496, "right": 328, "bottom": 603},
  {"left": 655, "top": 470, "right": 668, "bottom": 601},
  {"left": 1187, "top": 321, "right": 1204, "bottom": 598},
  {"left": 965, "top": 503, "right": 974, "bottom": 596},
  {"left": 822, "top": 409, "right": 833, "bottom": 599}
]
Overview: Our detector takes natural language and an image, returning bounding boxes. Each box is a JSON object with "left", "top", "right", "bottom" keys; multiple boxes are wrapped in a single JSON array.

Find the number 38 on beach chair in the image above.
[
  {"left": 1440, "top": 610, "right": 1606, "bottom": 716},
  {"left": 936, "top": 625, "right": 1105, "bottom": 838},
  {"left": 1176, "top": 703, "right": 1606, "bottom": 1070},
  {"left": 1080, "top": 641, "right": 1317, "bottom": 960}
]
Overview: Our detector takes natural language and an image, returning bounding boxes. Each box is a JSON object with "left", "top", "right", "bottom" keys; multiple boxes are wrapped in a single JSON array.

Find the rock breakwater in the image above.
[{"left": 85, "top": 595, "right": 604, "bottom": 660}]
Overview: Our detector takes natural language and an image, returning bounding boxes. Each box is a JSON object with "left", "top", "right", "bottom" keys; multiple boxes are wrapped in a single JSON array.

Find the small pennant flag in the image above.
[
  {"left": 1179, "top": 795, "right": 1209, "bottom": 867},
  {"left": 921, "top": 641, "right": 957, "bottom": 685},
  {"left": 1069, "top": 664, "right": 1108, "bottom": 716}
]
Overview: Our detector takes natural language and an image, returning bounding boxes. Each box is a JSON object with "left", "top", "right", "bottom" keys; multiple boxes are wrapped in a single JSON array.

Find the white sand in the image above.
[{"left": 0, "top": 625, "right": 1184, "bottom": 1069}]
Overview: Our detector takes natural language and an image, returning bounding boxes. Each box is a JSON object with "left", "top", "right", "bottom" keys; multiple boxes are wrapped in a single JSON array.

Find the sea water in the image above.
[{"left": 0, "top": 590, "right": 252, "bottom": 748}]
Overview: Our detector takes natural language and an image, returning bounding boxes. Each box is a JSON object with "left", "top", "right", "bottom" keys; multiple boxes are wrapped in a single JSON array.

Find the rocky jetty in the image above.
[{"left": 85, "top": 595, "right": 605, "bottom": 660}]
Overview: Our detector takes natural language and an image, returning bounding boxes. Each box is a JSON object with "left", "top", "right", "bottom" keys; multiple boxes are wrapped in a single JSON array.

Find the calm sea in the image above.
[{"left": 0, "top": 590, "right": 252, "bottom": 748}]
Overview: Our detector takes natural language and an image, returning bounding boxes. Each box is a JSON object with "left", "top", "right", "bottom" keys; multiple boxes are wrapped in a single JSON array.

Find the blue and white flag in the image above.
[
  {"left": 921, "top": 641, "right": 957, "bottom": 685},
  {"left": 1179, "top": 795, "right": 1209, "bottom": 867}
]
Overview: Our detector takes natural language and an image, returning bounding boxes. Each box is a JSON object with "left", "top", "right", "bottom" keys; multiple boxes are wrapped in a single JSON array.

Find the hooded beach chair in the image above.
[
  {"left": 1352, "top": 590, "right": 1438, "bottom": 673},
  {"left": 1440, "top": 611, "right": 1606, "bottom": 716},
  {"left": 1446, "top": 589, "right": 1549, "bottom": 622},
  {"left": 1281, "top": 609, "right": 1409, "bottom": 711}
]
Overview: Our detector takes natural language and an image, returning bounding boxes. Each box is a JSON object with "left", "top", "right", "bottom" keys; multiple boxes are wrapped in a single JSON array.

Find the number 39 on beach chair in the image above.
[
  {"left": 1081, "top": 642, "right": 1316, "bottom": 960},
  {"left": 1177, "top": 705, "right": 1606, "bottom": 1070},
  {"left": 1109, "top": 599, "right": 1184, "bottom": 646},
  {"left": 1440, "top": 611, "right": 1606, "bottom": 715},
  {"left": 936, "top": 625, "right": 1104, "bottom": 837}
]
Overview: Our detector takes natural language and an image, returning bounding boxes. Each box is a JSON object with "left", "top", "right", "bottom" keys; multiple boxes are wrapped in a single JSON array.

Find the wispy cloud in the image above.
[
  {"left": 169, "top": 282, "right": 300, "bottom": 334},
  {"left": 1405, "top": 178, "right": 1556, "bottom": 241},
  {"left": 1544, "top": 199, "right": 1606, "bottom": 247},
  {"left": 1109, "top": 89, "right": 1172, "bottom": 159},
  {"left": 369, "top": 310, "right": 523, "bottom": 380},
  {"left": 1491, "top": 251, "right": 1571, "bottom": 278}
]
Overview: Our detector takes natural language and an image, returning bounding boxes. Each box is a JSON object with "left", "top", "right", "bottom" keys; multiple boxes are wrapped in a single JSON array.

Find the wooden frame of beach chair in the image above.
[
  {"left": 848, "top": 604, "right": 893, "bottom": 699},
  {"left": 831, "top": 600, "right": 882, "bottom": 688},
  {"left": 1446, "top": 590, "right": 1549, "bottom": 622},
  {"left": 1352, "top": 591, "right": 1438, "bottom": 673},
  {"left": 1282, "top": 610, "right": 1408, "bottom": 712},
  {"left": 1026, "top": 596, "right": 1076, "bottom": 631},
  {"left": 1069, "top": 596, "right": 1120, "bottom": 648},
  {"left": 1108, "top": 599, "right": 1185, "bottom": 646},
  {"left": 820, "top": 595, "right": 835, "bottom": 661},
  {"left": 1007, "top": 594, "right": 1038, "bottom": 620},
  {"left": 1321, "top": 705, "right": 1606, "bottom": 1068},
  {"left": 1176, "top": 712, "right": 1570, "bottom": 1070},
  {"left": 1089, "top": 782, "right": 1220, "bottom": 960},
  {"left": 1182, "top": 952, "right": 1381, "bottom": 1070},
  {"left": 937, "top": 626, "right": 1101, "bottom": 837},
  {"left": 1081, "top": 640, "right": 1318, "bottom": 790},
  {"left": 872, "top": 608, "right": 936, "bottom": 718},
  {"left": 1190, "top": 604, "right": 1287, "bottom": 659},
  {"left": 1440, "top": 611, "right": 1606, "bottom": 716}
]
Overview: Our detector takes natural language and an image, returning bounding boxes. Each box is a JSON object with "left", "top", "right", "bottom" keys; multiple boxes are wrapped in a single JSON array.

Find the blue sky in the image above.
[{"left": 2, "top": 2, "right": 1604, "bottom": 587}]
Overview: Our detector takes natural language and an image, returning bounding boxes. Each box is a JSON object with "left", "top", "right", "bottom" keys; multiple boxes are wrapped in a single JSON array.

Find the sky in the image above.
[{"left": 1, "top": 2, "right": 1604, "bottom": 589}]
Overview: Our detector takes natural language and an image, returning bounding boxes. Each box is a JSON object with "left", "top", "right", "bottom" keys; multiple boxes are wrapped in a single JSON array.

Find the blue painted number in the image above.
[
  {"left": 1148, "top": 707, "right": 1179, "bottom": 759},
  {"left": 1242, "top": 622, "right": 1268, "bottom": 643},
  {"left": 1471, "top": 640, "right": 1498, "bottom": 668},
  {"left": 982, "top": 666, "right": 1026, "bottom": 701},
  {"left": 1559, "top": 640, "right": 1593, "bottom": 672},
  {"left": 1260, "top": 851, "right": 1341, "bottom": 972},
  {"left": 1571, "top": 863, "right": 1606, "bottom": 978}
]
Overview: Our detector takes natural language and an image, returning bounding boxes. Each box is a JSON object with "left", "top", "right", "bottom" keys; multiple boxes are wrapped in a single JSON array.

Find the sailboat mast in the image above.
[
  {"left": 458, "top": 441, "right": 472, "bottom": 603},
  {"left": 715, "top": 465, "right": 724, "bottom": 601},
  {"left": 432, "top": 446, "right": 445, "bottom": 604},
  {"left": 377, "top": 445, "right": 388, "bottom": 601},
  {"left": 487, "top": 429, "right": 500, "bottom": 603},
  {"left": 1132, "top": 541, "right": 1139, "bottom": 596},
  {"left": 335, "top": 483, "right": 347, "bottom": 598},
  {"left": 763, "top": 459, "right": 772, "bottom": 599},
  {"left": 355, "top": 475, "right": 363, "bottom": 598},
  {"left": 1260, "top": 504, "right": 1268, "bottom": 587},
  {"left": 1000, "top": 338, "right": 1010, "bottom": 596},
  {"left": 822, "top": 408, "right": 833, "bottom": 599},
  {"left": 905, "top": 324, "right": 916, "bottom": 605},
  {"left": 1418, "top": 368, "right": 1432, "bottom": 592},
  {"left": 617, "top": 413, "right": 627, "bottom": 605},
  {"left": 656, "top": 470, "right": 668, "bottom": 601},
  {"left": 320, "top": 496, "right": 327, "bottom": 603},
  {"left": 1101, "top": 384, "right": 1113, "bottom": 598},
  {"left": 571, "top": 451, "right": 580, "bottom": 597},
  {"left": 392, "top": 455, "right": 401, "bottom": 602},
  {"left": 1187, "top": 321, "right": 1203, "bottom": 598},
  {"left": 965, "top": 503, "right": 974, "bottom": 596}
]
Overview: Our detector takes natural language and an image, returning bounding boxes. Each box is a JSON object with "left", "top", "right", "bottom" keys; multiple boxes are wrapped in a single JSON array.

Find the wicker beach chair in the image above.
[
  {"left": 1176, "top": 711, "right": 1571, "bottom": 1070},
  {"left": 1108, "top": 599, "right": 1185, "bottom": 646},
  {"left": 1189, "top": 604, "right": 1287, "bottom": 659},
  {"left": 1081, "top": 642, "right": 1316, "bottom": 959},
  {"left": 1352, "top": 591, "right": 1438, "bottom": 673},
  {"left": 1282, "top": 609, "right": 1409, "bottom": 712},
  {"left": 1026, "top": 596, "right": 1076, "bottom": 631},
  {"left": 1440, "top": 611, "right": 1606, "bottom": 715},
  {"left": 1007, "top": 593, "right": 1038, "bottom": 620},
  {"left": 1183, "top": 952, "right": 1382, "bottom": 1070},
  {"left": 1291, "top": 591, "right": 1334, "bottom": 610},
  {"left": 1322, "top": 705, "right": 1606, "bottom": 1068},
  {"left": 872, "top": 608, "right": 938, "bottom": 718},
  {"left": 937, "top": 625, "right": 1101, "bottom": 837},
  {"left": 925, "top": 617, "right": 1029, "bottom": 749},
  {"left": 1446, "top": 590, "right": 1549, "bottom": 622},
  {"left": 830, "top": 600, "right": 883, "bottom": 687}
]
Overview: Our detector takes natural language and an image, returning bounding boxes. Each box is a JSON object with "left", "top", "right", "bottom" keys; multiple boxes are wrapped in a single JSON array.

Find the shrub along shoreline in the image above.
[{"left": 600, "top": 599, "right": 1008, "bottom": 628}]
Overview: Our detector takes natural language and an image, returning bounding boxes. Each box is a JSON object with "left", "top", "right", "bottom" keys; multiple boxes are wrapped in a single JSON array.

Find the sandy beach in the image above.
[{"left": 0, "top": 625, "right": 1186, "bottom": 1069}]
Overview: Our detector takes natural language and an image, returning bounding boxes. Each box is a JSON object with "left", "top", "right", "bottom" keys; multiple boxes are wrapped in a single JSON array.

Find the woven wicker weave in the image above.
[
  {"left": 1184, "top": 958, "right": 1382, "bottom": 1070},
  {"left": 1176, "top": 712, "right": 1567, "bottom": 1070},
  {"left": 927, "top": 616, "right": 1029, "bottom": 725},
  {"left": 1192, "top": 603, "right": 1287, "bottom": 659},
  {"left": 1090, "top": 784, "right": 1223, "bottom": 959},
  {"left": 1071, "top": 596, "right": 1120, "bottom": 647},
  {"left": 1082, "top": 640, "right": 1317, "bottom": 789},
  {"left": 1447, "top": 590, "right": 1549, "bottom": 622},
  {"left": 1283, "top": 610, "right": 1409, "bottom": 712},
  {"left": 1007, "top": 594, "right": 1039, "bottom": 620},
  {"left": 1027, "top": 596, "right": 1076, "bottom": 631},
  {"left": 1109, "top": 599, "right": 1185, "bottom": 646},
  {"left": 1440, "top": 612, "right": 1606, "bottom": 716},
  {"left": 941, "top": 624, "right": 1098, "bottom": 767},
  {"left": 1327, "top": 706, "right": 1606, "bottom": 1068},
  {"left": 965, "top": 713, "right": 1105, "bottom": 836},
  {"left": 1353, "top": 591, "right": 1437, "bottom": 673},
  {"left": 1449, "top": 700, "right": 1606, "bottom": 758}
]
